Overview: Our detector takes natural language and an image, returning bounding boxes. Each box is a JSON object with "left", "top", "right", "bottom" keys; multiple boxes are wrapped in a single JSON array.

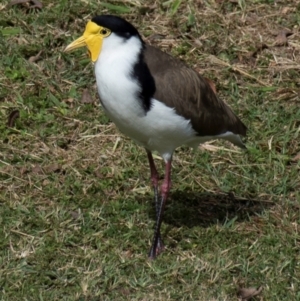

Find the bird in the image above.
[{"left": 64, "top": 15, "right": 247, "bottom": 259}]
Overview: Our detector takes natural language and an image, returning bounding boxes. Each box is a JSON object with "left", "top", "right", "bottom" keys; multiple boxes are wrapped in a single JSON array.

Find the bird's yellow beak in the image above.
[
  {"left": 64, "top": 21, "right": 106, "bottom": 62},
  {"left": 64, "top": 35, "right": 87, "bottom": 52}
]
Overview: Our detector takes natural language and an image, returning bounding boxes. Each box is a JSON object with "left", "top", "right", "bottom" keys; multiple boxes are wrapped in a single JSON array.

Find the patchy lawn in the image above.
[{"left": 0, "top": 0, "right": 299, "bottom": 300}]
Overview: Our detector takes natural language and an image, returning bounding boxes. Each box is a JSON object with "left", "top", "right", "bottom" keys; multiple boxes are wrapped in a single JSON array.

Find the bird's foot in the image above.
[{"left": 148, "top": 237, "right": 165, "bottom": 260}]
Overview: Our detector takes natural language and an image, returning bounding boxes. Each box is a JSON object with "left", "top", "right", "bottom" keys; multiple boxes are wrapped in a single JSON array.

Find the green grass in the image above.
[{"left": 0, "top": 0, "right": 300, "bottom": 300}]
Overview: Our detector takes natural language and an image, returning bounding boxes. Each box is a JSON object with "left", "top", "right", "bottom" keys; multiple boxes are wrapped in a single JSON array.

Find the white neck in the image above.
[
  {"left": 96, "top": 33, "right": 142, "bottom": 72},
  {"left": 94, "top": 33, "right": 145, "bottom": 119}
]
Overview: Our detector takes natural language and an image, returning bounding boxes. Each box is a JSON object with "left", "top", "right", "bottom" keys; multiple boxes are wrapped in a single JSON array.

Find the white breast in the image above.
[
  {"left": 95, "top": 34, "right": 145, "bottom": 114},
  {"left": 94, "top": 33, "right": 219, "bottom": 161}
]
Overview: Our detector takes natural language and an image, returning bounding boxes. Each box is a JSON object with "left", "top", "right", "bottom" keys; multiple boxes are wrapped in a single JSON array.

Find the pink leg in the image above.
[
  {"left": 148, "top": 158, "right": 172, "bottom": 259},
  {"left": 146, "top": 150, "right": 159, "bottom": 189},
  {"left": 146, "top": 150, "right": 164, "bottom": 253}
]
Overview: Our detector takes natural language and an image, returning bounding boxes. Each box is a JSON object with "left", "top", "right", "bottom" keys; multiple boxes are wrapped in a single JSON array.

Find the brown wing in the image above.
[{"left": 144, "top": 45, "right": 247, "bottom": 137}]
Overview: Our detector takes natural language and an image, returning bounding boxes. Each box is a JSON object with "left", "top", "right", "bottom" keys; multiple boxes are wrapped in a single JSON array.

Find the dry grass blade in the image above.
[
  {"left": 7, "top": 0, "right": 29, "bottom": 6},
  {"left": 237, "top": 286, "right": 263, "bottom": 300},
  {"left": 30, "top": 0, "right": 42, "bottom": 9},
  {"left": 274, "top": 30, "right": 293, "bottom": 46},
  {"left": 7, "top": 0, "right": 42, "bottom": 9},
  {"left": 43, "top": 163, "right": 61, "bottom": 173},
  {"left": 28, "top": 50, "right": 43, "bottom": 63},
  {"left": 81, "top": 89, "right": 94, "bottom": 103},
  {"left": 208, "top": 55, "right": 269, "bottom": 86},
  {"left": 291, "top": 153, "right": 300, "bottom": 162}
]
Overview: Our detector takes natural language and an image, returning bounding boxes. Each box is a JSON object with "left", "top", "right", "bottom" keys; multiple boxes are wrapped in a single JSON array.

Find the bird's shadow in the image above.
[{"left": 144, "top": 190, "right": 272, "bottom": 229}]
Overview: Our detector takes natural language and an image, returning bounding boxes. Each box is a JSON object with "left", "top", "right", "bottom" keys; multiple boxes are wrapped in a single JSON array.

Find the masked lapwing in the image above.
[{"left": 65, "top": 15, "right": 247, "bottom": 259}]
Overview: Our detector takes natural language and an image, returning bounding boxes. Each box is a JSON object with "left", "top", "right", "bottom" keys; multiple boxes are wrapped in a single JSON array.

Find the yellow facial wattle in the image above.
[{"left": 64, "top": 21, "right": 111, "bottom": 62}]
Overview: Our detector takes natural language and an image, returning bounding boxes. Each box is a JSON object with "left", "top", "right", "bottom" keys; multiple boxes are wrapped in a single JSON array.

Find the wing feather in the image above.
[{"left": 144, "top": 45, "right": 247, "bottom": 137}]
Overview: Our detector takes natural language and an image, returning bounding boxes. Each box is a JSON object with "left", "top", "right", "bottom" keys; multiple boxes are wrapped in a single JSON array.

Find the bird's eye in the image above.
[{"left": 100, "top": 29, "right": 108, "bottom": 35}]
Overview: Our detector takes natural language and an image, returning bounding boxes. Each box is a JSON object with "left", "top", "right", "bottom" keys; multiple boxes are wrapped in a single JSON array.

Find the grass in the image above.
[{"left": 0, "top": 0, "right": 299, "bottom": 300}]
